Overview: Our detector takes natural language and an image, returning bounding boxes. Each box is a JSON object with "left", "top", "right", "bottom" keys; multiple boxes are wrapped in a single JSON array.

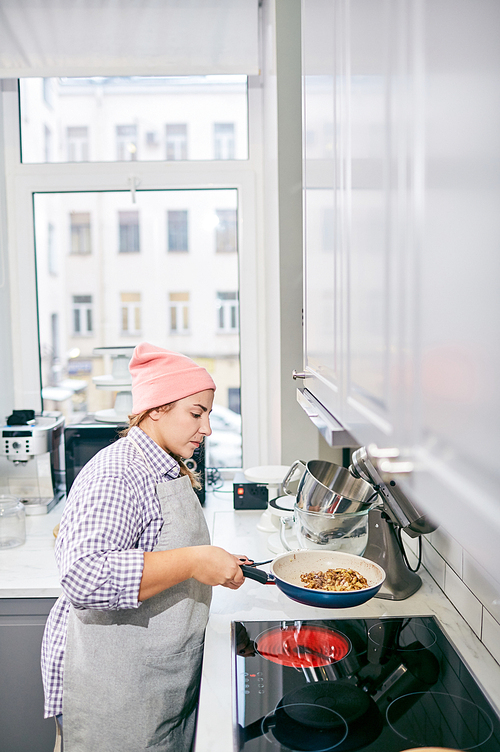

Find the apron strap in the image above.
[{"left": 126, "top": 434, "right": 154, "bottom": 475}]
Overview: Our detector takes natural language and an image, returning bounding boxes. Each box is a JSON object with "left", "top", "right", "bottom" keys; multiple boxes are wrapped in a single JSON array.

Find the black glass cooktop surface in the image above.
[{"left": 232, "top": 616, "right": 500, "bottom": 751}]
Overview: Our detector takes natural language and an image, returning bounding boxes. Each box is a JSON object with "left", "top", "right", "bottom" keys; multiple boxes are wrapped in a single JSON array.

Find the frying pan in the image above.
[{"left": 241, "top": 550, "right": 385, "bottom": 608}]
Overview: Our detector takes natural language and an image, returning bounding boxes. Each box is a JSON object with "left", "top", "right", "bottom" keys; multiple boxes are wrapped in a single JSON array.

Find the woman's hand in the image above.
[{"left": 190, "top": 546, "right": 247, "bottom": 590}]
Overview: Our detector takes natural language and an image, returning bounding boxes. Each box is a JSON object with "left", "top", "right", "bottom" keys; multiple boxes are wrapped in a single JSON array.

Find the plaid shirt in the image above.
[{"left": 41, "top": 426, "right": 180, "bottom": 718}]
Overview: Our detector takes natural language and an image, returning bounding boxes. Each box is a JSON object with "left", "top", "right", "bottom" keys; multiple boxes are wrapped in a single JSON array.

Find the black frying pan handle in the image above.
[{"left": 240, "top": 565, "right": 273, "bottom": 584}]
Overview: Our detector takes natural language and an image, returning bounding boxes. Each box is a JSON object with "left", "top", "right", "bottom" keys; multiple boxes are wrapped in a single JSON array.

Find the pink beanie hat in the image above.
[{"left": 129, "top": 342, "right": 216, "bottom": 414}]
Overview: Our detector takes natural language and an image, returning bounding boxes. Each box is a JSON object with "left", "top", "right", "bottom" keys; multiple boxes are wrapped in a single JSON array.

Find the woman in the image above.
[{"left": 41, "top": 343, "right": 250, "bottom": 752}]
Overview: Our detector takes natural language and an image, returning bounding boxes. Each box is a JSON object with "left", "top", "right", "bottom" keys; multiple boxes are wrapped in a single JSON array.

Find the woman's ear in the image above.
[{"left": 147, "top": 408, "right": 163, "bottom": 422}]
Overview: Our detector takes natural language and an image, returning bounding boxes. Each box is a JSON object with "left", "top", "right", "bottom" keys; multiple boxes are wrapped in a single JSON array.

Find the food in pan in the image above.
[{"left": 300, "top": 567, "right": 369, "bottom": 591}]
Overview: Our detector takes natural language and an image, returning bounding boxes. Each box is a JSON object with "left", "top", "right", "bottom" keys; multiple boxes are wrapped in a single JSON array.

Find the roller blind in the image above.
[{"left": 0, "top": 0, "right": 259, "bottom": 77}]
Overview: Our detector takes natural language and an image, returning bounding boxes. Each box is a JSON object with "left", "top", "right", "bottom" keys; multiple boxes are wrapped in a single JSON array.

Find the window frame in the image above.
[{"left": 2, "top": 77, "right": 266, "bottom": 470}]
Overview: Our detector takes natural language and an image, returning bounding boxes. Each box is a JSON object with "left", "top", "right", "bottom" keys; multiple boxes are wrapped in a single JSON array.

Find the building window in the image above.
[
  {"left": 215, "top": 209, "right": 237, "bottom": 253},
  {"left": 169, "top": 292, "right": 190, "bottom": 333},
  {"left": 72, "top": 295, "right": 93, "bottom": 336},
  {"left": 166, "top": 124, "right": 187, "bottom": 160},
  {"left": 44, "top": 125, "right": 52, "bottom": 162},
  {"left": 214, "top": 123, "right": 235, "bottom": 160},
  {"left": 121, "top": 293, "right": 141, "bottom": 335},
  {"left": 47, "top": 223, "right": 57, "bottom": 275},
  {"left": 216, "top": 292, "right": 239, "bottom": 332},
  {"left": 70, "top": 212, "right": 92, "bottom": 255},
  {"left": 116, "top": 125, "right": 138, "bottom": 161},
  {"left": 167, "top": 210, "right": 188, "bottom": 252},
  {"left": 42, "top": 78, "right": 54, "bottom": 108},
  {"left": 119, "top": 211, "right": 140, "bottom": 253},
  {"left": 67, "top": 126, "right": 89, "bottom": 162}
]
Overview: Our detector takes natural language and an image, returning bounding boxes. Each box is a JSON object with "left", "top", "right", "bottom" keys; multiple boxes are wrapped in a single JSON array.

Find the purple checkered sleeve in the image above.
[{"left": 41, "top": 427, "right": 180, "bottom": 718}]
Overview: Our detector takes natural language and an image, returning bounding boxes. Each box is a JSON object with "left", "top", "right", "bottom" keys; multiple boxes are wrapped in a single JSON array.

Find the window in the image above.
[
  {"left": 33, "top": 188, "right": 241, "bottom": 468},
  {"left": 48, "top": 223, "right": 57, "bottom": 275},
  {"left": 44, "top": 125, "right": 52, "bottom": 162},
  {"left": 216, "top": 292, "right": 239, "bottom": 332},
  {"left": 169, "top": 292, "right": 190, "bottom": 334},
  {"left": 214, "top": 123, "right": 235, "bottom": 159},
  {"left": 167, "top": 210, "right": 188, "bottom": 252},
  {"left": 215, "top": 209, "right": 237, "bottom": 253},
  {"left": 116, "top": 125, "right": 138, "bottom": 161},
  {"left": 19, "top": 76, "right": 248, "bottom": 163},
  {"left": 121, "top": 293, "right": 141, "bottom": 335},
  {"left": 166, "top": 124, "right": 187, "bottom": 160},
  {"left": 70, "top": 212, "right": 91, "bottom": 255},
  {"left": 67, "top": 126, "right": 89, "bottom": 162},
  {"left": 72, "top": 295, "right": 93, "bottom": 336},
  {"left": 119, "top": 211, "right": 140, "bottom": 253}
]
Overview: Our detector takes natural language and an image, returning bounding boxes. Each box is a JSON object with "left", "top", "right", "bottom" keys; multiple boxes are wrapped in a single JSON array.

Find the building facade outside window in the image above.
[
  {"left": 72, "top": 295, "right": 93, "bottom": 336},
  {"left": 169, "top": 292, "right": 190, "bottom": 334},
  {"left": 67, "top": 126, "right": 89, "bottom": 162},
  {"left": 216, "top": 291, "right": 239, "bottom": 332},
  {"left": 167, "top": 210, "right": 188, "bottom": 252},
  {"left": 116, "top": 124, "right": 138, "bottom": 161},
  {"left": 121, "top": 292, "right": 142, "bottom": 335},
  {"left": 215, "top": 209, "right": 237, "bottom": 253},
  {"left": 119, "top": 211, "right": 140, "bottom": 253},
  {"left": 70, "top": 212, "right": 92, "bottom": 254},
  {"left": 214, "top": 123, "right": 235, "bottom": 159},
  {"left": 166, "top": 124, "right": 187, "bottom": 160}
]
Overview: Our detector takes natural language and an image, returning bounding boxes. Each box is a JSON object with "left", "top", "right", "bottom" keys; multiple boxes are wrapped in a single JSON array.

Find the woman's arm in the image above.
[{"left": 139, "top": 545, "right": 245, "bottom": 601}]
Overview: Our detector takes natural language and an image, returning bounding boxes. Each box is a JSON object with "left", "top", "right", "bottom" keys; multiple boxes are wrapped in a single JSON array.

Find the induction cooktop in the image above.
[{"left": 232, "top": 616, "right": 500, "bottom": 751}]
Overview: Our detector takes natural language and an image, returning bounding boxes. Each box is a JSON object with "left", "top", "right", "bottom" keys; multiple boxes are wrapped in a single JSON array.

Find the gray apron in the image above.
[{"left": 62, "top": 437, "right": 211, "bottom": 752}]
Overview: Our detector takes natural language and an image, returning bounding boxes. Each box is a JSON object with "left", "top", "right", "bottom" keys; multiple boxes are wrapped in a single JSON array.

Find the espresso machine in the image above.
[{"left": 0, "top": 409, "right": 65, "bottom": 514}]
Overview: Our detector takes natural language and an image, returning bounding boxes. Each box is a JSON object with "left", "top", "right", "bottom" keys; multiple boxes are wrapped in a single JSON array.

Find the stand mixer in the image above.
[{"left": 349, "top": 446, "right": 437, "bottom": 600}]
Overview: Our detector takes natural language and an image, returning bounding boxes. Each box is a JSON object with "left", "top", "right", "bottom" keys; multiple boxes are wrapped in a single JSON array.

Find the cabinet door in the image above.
[
  {"left": 407, "top": 0, "right": 500, "bottom": 578},
  {"left": 302, "top": 0, "right": 342, "bottom": 418},
  {"left": 0, "top": 598, "right": 57, "bottom": 752},
  {"left": 302, "top": 0, "right": 417, "bottom": 446}
]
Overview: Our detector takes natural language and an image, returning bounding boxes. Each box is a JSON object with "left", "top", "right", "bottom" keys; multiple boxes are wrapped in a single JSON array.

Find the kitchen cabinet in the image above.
[
  {"left": 300, "top": 0, "right": 500, "bottom": 578},
  {"left": 0, "top": 598, "right": 57, "bottom": 752}
]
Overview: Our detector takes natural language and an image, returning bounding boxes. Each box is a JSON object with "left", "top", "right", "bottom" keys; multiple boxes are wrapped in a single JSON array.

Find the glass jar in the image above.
[{"left": 0, "top": 495, "right": 26, "bottom": 549}]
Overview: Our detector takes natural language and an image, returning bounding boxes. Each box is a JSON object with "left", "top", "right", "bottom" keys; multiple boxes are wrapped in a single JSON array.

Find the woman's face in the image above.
[{"left": 150, "top": 389, "right": 214, "bottom": 458}]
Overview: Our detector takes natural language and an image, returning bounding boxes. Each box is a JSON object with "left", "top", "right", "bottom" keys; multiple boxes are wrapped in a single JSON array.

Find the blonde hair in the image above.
[{"left": 120, "top": 404, "right": 202, "bottom": 490}]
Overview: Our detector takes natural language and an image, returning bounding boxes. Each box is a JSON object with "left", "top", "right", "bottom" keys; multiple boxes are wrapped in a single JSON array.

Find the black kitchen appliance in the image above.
[
  {"left": 232, "top": 616, "right": 500, "bottom": 751},
  {"left": 64, "top": 416, "right": 206, "bottom": 504}
]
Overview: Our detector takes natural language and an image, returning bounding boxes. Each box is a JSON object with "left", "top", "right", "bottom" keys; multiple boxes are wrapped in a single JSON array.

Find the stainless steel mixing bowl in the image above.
[{"left": 282, "top": 459, "right": 378, "bottom": 514}]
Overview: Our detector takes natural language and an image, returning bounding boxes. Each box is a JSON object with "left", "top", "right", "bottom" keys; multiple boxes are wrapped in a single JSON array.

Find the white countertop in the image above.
[
  {"left": 0, "top": 501, "right": 64, "bottom": 598},
  {"left": 2, "top": 491, "right": 499, "bottom": 752},
  {"left": 196, "top": 490, "right": 500, "bottom": 752}
]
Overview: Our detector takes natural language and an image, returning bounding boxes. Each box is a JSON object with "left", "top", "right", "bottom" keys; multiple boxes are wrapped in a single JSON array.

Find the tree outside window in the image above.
[
  {"left": 167, "top": 210, "right": 188, "bottom": 252},
  {"left": 214, "top": 123, "right": 235, "bottom": 159},
  {"left": 119, "top": 211, "right": 140, "bottom": 253},
  {"left": 72, "top": 295, "right": 93, "bottom": 335},
  {"left": 215, "top": 209, "right": 237, "bottom": 253},
  {"left": 116, "top": 124, "right": 138, "bottom": 161},
  {"left": 216, "top": 292, "right": 239, "bottom": 332},
  {"left": 169, "top": 292, "right": 190, "bottom": 334},
  {"left": 166, "top": 124, "right": 187, "bottom": 160},
  {"left": 121, "top": 292, "right": 141, "bottom": 335},
  {"left": 70, "top": 212, "right": 92, "bottom": 254}
]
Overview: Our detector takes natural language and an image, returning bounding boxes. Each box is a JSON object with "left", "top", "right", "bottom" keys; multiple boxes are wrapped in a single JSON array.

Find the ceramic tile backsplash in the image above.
[
  {"left": 427, "top": 526, "right": 463, "bottom": 576},
  {"left": 482, "top": 610, "right": 500, "bottom": 665},
  {"left": 463, "top": 551, "right": 500, "bottom": 624},
  {"left": 444, "top": 565, "right": 483, "bottom": 637},
  {"left": 420, "top": 531, "right": 500, "bottom": 667},
  {"left": 422, "top": 540, "right": 446, "bottom": 590}
]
